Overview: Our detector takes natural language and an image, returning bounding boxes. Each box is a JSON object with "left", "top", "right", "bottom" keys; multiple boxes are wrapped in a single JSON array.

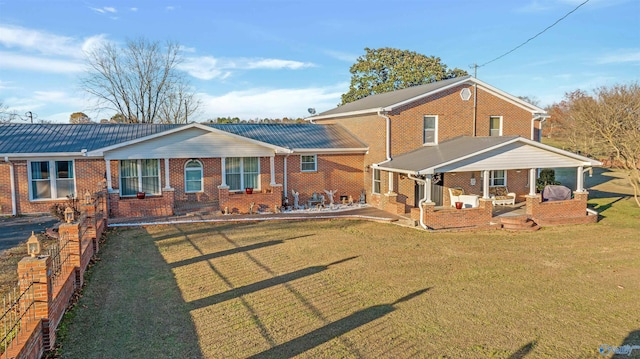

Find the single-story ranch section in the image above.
[{"left": 0, "top": 76, "right": 601, "bottom": 229}]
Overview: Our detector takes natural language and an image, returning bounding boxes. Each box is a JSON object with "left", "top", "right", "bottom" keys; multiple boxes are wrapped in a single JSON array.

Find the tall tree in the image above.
[
  {"left": 340, "top": 47, "right": 468, "bottom": 105},
  {"left": 563, "top": 84, "right": 640, "bottom": 206},
  {"left": 81, "top": 38, "right": 200, "bottom": 124},
  {"left": 69, "top": 112, "right": 92, "bottom": 124}
]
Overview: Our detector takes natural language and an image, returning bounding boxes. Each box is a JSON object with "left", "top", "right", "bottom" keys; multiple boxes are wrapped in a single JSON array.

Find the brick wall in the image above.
[
  {"left": 424, "top": 198, "right": 494, "bottom": 230},
  {"left": 526, "top": 192, "right": 594, "bottom": 225},
  {"left": 169, "top": 158, "right": 221, "bottom": 203},
  {"left": 109, "top": 190, "right": 175, "bottom": 218},
  {"left": 0, "top": 162, "right": 11, "bottom": 215},
  {"left": 219, "top": 185, "right": 283, "bottom": 214}
]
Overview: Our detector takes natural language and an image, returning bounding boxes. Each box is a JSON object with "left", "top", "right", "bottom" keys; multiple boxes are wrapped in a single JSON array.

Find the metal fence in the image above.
[
  {"left": 46, "top": 237, "right": 71, "bottom": 290},
  {"left": 0, "top": 271, "right": 36, "bottom": 357}
]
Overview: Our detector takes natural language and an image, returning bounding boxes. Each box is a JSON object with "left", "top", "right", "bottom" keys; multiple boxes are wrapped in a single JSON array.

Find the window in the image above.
[
  {"left": 301, "top": 155, "right": 317, "bottom": 172},
  {"left": 226, "top": 157, "right": 260, "bottom": 191},
  {"left": 184, "top": 160, "right": 203, "bottom": 193},
  {"left": 119, "top": 159, "right": 161, "bottom": 196},
  {"left": 423, "top": 115, "right": 437, "bottom": 145},
  {"left": 29, "top": 160, "right": 75, "bottom": 200},
  {"left": 372, "top": 169, "right": 381, "bottom": 194},
  {"left": 490, "top": 116, "right": 502, "bottom": 136},
  {"left": 490, "top": 170, "right": 506, "bottom": 186}
]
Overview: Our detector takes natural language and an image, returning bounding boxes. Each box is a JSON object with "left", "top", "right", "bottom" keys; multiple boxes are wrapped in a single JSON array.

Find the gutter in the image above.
[
  {"left": 407, "top": 173, "right": 429, "bottom": 230},
  {"left": 531, "top": 113, "right": 550, "bottom": 141},
  {"left": 4, "top": 156, "right": 17, "bottom": 216}
]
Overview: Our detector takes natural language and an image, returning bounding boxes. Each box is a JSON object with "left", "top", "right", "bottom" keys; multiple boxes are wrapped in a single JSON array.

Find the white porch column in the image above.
[
  {"left": 425, "top": 175, "right": 433, "bottom": 203},
  {"left": 482, "top": 170, "right": 490, "bottom": 199},
  {"left": 105, "top": 159, "right": 113, "bottom": 190},
  {"left": 576, "top": 165, "right": 584, "bottom": 192},
  {"left": 388, "top": 172, "right": 394, "bottom": 193},
  {"left": 164, "top": 158, "right": 171, "bottom": 189},
  {"left": 220, "top": 157, "right": 227, "bottom": 187},
  {"left": 269, "top": 156, "right": 277, "bottom": 186},
  {"left": 528, "top": 169, "right": 537, "bottom": 196}
]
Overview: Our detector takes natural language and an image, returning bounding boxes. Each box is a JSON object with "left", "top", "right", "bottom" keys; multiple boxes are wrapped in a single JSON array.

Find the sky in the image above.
[{"left": 0, "top": 0, "right": 638, "bottom": 123}]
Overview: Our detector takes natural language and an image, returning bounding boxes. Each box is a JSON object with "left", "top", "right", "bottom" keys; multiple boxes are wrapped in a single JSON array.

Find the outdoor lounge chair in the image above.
[
  {"left": 449, "top": 187, "right": 479, "bottom": 208},
  {"left": 489, "top": 186, "right": 516, "bottom": 205}
]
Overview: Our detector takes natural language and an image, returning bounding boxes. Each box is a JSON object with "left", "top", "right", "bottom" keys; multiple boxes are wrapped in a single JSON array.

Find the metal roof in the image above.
[
  {"left": 375, "top": 136, "right": 519, "bottom": 173},
  {"left": 314, "top": 76, "right": 471, "bottom": 117},
  {"left": 0, "top": 123, "right": 366, "bottom": 155}
]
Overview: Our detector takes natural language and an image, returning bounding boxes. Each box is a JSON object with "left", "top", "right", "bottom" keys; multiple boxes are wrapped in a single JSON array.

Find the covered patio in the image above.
[{"left": 374, "top": 136, "right": 602, "bottom": 230}]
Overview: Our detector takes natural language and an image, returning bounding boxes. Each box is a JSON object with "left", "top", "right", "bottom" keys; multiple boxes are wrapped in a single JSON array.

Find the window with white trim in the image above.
[
  {"left": 29, "top": 160, "right": 75, "bottom": 200},
  {"left": 423, "top": 115, "right": 437, "bottom": 145},
  {"left": 372, "top": 169, "right": 381, "bottom": 194},
  {"left": 490, "top": 170, "right": 506, "bottom": 186},
  {"left": 301, "top": 155, "right": 317, "bottom": 172},
  {"left": 490, "top": 116, "right": 502, "bottom": 136},
  {"left": 226, "top": 157, "right": 260, "bottom": 191},
  {"left": 119, "top": 159, "right": 161, "bottom": 196},
  {"left": 184, "top": 160, "right": 203, "bottom": 193}
]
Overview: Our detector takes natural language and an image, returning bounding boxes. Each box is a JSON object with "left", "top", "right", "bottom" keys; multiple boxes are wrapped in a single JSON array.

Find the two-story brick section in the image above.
[{"left": 0, "top": 76, "right": 601, "bottom": 229}]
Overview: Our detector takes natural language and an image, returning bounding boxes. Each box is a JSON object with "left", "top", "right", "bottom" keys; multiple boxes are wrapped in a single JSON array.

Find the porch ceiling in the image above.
[{"left": 375, "top": 136, "right": 602, "bottom": 174}]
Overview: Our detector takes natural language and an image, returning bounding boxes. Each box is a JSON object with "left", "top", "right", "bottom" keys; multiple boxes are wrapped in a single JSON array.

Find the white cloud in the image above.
[
  {"left": 166, "top": 6, "right": 175, "bottom": 11},
  {"left": 596, "top": 49, "right": 640, "bottom": 64},
  {"left": 516, "top": 1, "right": 553, "bottom": 13},
  {"left": 179, "top": 56, "right": 315, "bottom": 80},
  {"left": 323, "top": 50, "right": 359, "bottom": 63},
  {"left": 90, "top": 6, "right": 117, "bottom": 14},
  {"left": 198, "top": 84, "right": 345, "bottom": 120},
  {"left": 0, "top": 51, "right": 83, "bottom": 73},
  {"left": 0, "top": 25, "right": 107, "bottom": 59},
  {"left": 130, "top": 7, "right": 138, "bottom": 12}
]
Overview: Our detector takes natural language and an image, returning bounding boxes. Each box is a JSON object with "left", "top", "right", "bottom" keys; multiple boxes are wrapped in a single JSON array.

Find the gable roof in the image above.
[
  {"left": 375, "top": 136, "right": 601, "bottom": 175},
  {"left": 0, "top": 123, "right": 367, "bottom": 157},
  {"left": 310, "top": 76, "right": 546, "bottom": 120}
]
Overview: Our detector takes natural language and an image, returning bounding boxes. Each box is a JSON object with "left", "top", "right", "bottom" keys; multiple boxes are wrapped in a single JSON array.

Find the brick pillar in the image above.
[
  {"left": 271, "top": 184, "right": 283, "bottom": 208},
  {"left": 18, "top": 255, "right": 53, "bottom": 349},
  {"left": 423, "top": 202, "right": 436, "bottom": 228},
  {"left": 525, "top": 194, "right": 541, "bottom": 216},
  {"left": 478, "top": 198, "right": 493, "bottom": 223},
  {"left": 218, "top": 185, "right": 230, "bottom": 212},
  {"left": 59, "top": 222, "right": 83, "bottom": 288}
]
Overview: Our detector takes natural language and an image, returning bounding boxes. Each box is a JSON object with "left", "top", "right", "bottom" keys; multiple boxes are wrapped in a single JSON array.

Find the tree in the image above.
[
  {"left": 82, "top": 38, "right": 200, "bottom": 124},
  {"left": 69, "top": 112, "right": 92, "bottom": 124},
  {"left": 340, "top": 47, "right": 468, "bottom": 105},
  {"left": 563, "top": 83, "right": 640, "bottom": 206}
]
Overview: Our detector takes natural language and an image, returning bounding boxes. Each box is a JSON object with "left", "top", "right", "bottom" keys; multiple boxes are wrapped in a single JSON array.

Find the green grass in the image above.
[{"left": 54, "top": 196, "right": 640, "bottom": 358}]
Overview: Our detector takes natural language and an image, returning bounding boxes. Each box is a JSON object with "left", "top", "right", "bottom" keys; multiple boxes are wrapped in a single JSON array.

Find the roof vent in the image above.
[{"left": 460, "top": 88, "right": 472, "bottom": 101}]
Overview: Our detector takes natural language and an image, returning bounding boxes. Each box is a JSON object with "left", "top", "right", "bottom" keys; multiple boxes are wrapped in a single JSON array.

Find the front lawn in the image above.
[{"left": 56, "top": 196, "right": 639, "bottom": 358}]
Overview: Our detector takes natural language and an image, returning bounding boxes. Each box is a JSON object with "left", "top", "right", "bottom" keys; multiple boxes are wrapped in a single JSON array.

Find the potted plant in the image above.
[
  {"left": 455, "top": 201, "right": 463, "bottom": 209},
  {"left": 137, "top": 191, "right": 146, "bottom": 199},
  {"left": 245, "top": 187, "right": 253, "bottom": 194}
]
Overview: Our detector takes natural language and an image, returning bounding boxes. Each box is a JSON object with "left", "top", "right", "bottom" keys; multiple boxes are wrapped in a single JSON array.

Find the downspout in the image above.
[
  {"left": 408, "top": 173, "right": 429, "bottom": 230},
  {"left": 472, "top": 83, "right": 477, "bottom": 136},
  {"left": 283, "top": 154, "right": 290, "bottom": 197},
  {"left": 377, "top": 110, "right": 391, "bottom": 161},
  {"left": 532, "top": 114, "right": 549, "bottom": 141},
  {"left": 4, "top": 157, "right": 17, "bottom": 216}
]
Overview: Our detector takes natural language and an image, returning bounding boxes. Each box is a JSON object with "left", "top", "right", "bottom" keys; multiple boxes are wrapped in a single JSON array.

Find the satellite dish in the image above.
[{"left": 307, "top": 108, "right": 316, "bottom": 115}]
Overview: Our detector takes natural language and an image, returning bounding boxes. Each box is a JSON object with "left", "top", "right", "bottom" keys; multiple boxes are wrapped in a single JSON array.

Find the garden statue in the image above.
[
  {"left": 249, "top": 202, "right": 255, "bottom": 214},
  {"left": 323, "top": 189, "right": 337, "bottom": 205},
  {"left": 291, "top": 189, "right": 300, "bottom": 209},
  {"left": 359, "top": 190, "right": 366, "bottom": 204}
]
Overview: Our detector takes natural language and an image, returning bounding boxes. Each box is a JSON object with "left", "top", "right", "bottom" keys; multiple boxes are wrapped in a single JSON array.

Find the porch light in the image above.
[
  {"left": 64, "top": 206, "right": 75, "bottom": 223},
  {"left": 365, "top": 165, "right": 370, "bottom": 173},
  {"left": 84, "top": 190, "right": 92, "bottom": 204},
  {"left": 27, "top": 231, "right": 41, "bottom": 257}
]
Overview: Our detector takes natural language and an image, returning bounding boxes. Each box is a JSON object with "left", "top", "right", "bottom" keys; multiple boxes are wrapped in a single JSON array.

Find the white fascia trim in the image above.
[
  {"left": 291, "top": 148, "right": 368, "bottom": 154},
  {"left": 88, "top": 123, "right": 291, "bottom": 156},
  {"left": 0, "top": 152, "right": 85, "bottom": 158},
  {"left": 306, "top": 108, "right": 381, "bottom": 121},
  {"left": 471, "top": 78, "right": 547, "bottom": 114},
  {"left": 371, "top": 164, "right": 417, "bottom": 176},
  {"left": 382, "top": 78, "right": 470, "bottom": 112}
]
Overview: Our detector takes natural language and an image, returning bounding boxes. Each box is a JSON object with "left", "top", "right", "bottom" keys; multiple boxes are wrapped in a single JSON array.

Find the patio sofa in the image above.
[
  {"left": 489, "top": 186, "right": 516, "bottom": 205},
  {"left": 449, "top": 187, "right": 479, "bottom": 208}
]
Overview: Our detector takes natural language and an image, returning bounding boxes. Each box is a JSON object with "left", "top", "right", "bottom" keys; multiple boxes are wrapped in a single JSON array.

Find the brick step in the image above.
[
  {"left": 501, "top": 217, "right": 540, "bottom": 231},
  {"left": 499, "top": 215, "right": 530, "bottom": 226}
]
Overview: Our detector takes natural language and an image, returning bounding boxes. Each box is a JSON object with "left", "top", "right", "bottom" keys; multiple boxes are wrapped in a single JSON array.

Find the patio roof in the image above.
[{"left": 374, "top": 136, "right": 602, "bottom": 175}]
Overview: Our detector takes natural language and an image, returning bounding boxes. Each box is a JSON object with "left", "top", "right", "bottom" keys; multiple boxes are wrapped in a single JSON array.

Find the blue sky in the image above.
[{"left": 0, "top": 0, "right": 638, "bottom": 123}]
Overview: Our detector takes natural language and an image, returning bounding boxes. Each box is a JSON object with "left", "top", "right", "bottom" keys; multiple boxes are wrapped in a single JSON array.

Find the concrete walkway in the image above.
[{"left": 108, "top": 205, "right": 404, "bottom": 227}]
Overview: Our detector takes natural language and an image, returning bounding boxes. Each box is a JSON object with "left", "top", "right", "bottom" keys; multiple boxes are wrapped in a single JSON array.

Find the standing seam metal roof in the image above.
[{"left": 0, "top": 123, "right": 366, "bottom": 154}]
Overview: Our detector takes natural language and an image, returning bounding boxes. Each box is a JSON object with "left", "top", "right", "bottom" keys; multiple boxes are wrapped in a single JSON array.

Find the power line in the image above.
[{"left": 478, "top": 0, "right": 590, "bottom": 68}]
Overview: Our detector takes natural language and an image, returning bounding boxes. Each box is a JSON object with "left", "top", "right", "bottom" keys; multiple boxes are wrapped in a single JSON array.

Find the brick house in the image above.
[
  {"left": 310, "top": 76, "right": 601, "bottom": 229},
  {"left": 0, "top": 76, "right": 601, "bottom": 229}
]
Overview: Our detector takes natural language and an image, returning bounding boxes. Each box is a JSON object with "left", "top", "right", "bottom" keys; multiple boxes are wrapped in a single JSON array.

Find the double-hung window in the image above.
[
  {"left": 372, "top": 169, "right": 381, "bottom": 194},
  {"left": 29, "top": 160, "right": 75, "bottom": 200},
  {"left": 301, "top": 155, "right": 317, "bottom": 172},
  {"left": 490, "top": 170, "right": 506, "bottom": 186},
  {"left": 185, "top": 160, "right": 203, "bottom": 192},
  {"left": 423, "top": 115, "right": 437, "bottom": 145},
  {"left": 490, "top": 116, "right": 502, "bottom": 136},
  {"left": 226, "top": 157, "right": 260, "bottom": 191},
  {"left": 119, "top": 159, "right": 161, "bottom": 196}
]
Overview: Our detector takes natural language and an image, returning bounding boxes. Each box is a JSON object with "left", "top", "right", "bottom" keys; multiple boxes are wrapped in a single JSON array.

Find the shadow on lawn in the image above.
[
  {"left": 247, "top": 288, "right": 431, "bottom": 359},
  {"left": 508, "top": 340, "right": 537, "bottom": 359},
  {"left": 188, "top": 256, "right": 358, "bottom": 310},
  {"left": 170, "top": 233, "right": 315, "bottom": 268}
]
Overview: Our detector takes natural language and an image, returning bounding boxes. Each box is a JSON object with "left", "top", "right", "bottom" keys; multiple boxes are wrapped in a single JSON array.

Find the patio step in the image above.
[{"left": 499, "top": 216, "right": 540, "bottom": 231}]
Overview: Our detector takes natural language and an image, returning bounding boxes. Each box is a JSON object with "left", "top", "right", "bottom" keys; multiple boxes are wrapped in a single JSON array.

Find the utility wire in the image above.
[{"left": 478, "top": 0, "right": 590, "bottom": 68}]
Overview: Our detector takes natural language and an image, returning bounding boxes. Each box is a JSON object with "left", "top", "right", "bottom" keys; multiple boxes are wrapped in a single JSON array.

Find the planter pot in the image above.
[
  {"left": 455, "top": 201, "right": 463, "bottom": 209},
  {"left": 245, "top": 188, "right": 253, "bottom": 194},
  {"left": 137, "top": 192, "right": 146, "bottom": 199}
]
